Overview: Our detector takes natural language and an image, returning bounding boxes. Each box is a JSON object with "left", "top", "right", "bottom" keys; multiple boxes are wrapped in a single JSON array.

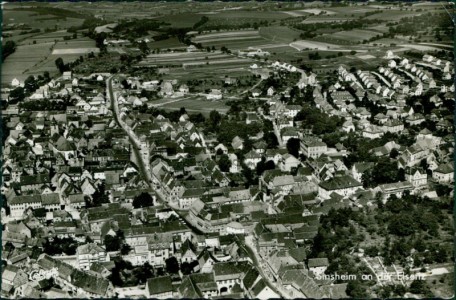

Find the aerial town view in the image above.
[{"left": 0, "top": 0, "right": 454, "bottom": 299}]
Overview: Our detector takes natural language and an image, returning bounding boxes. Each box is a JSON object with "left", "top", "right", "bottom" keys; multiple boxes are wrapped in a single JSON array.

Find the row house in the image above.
[
  {"left": 9, "top": 195, "right": 43, "bottom": 218},
  {"left": 375, "top": 181, "right": 414, "bottom": 201}
]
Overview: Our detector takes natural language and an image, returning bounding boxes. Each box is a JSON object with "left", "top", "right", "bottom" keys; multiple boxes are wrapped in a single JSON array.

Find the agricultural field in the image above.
[
  {"left": 140, "top": 51, "right": 252, "bottom": 70},
  {"left": 150, "top": 93, "right": 230, "bottom": 115},
  {"left": 366, "top": 25, "right": 390, "bottom": 34},
  {"left": 209, "top": 10, "right": 290, "bottom": 20},
  {"left": 259, "top": 26, "right": 302, "bottom": 44},
  {"left": 158, "top": 13, "right": 204, "bottom": 28},
  {"left": 148, "top": 37, "right": 186, "bottom": 51},
  {"left": 313, "top": 29, "right": 382, "bottom": 45},
  {"left": 52, "top": 38, "right": 99, "bottom": 55},
  {"left": 191, "top": 30, "right": 268, "bottom": 50},
  {"left": 1, "top": 42, "right": 55, "bottom": 85},
  {"left": 3, "top": 9, "right": 84, "bottom": 30},
  {"left": 289, "top": 40, "right": 368, "bottom": 53},
  {"left": 193, "top": 30, "right": 261, "bottom": 44},
  {"left": 159, "top": 97, "right": 229, "bottom": 115},
  {"left": 26, "top": 31, "right": 75, "bottom": 45},
  {"left": 368, "top": 37, "right": 409, "bottom": 47}
]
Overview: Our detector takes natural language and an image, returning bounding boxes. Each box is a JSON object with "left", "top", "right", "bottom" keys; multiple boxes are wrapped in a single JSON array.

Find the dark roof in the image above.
[
  {"left": 251, "top": 278, "right": 268, "bottom": 296},
  {"left": 147, "top": 276, "right": 173, "bottom": 295},
  {"left": 319, "top": 175, "right": 362, "bottom": 190},
  {"left": 308, "top": 257, "right": 329, "bottom": 268},
  {"left": 21, "top": 174, "right": 51, "bottom": 186},
  {"left": 288, "top": 247, "right": 307, "bottom": 262},
  {"left": 71, "top": 270, "right": 110, "bottom": 295},
  {"left": 41, "top": 193, "right": 60, "bottom": 205},
  {"left": 243, "top": 267, "right": 260, "bottom": 290},
  {"left": 178, "top": 276, "right": 201, "bottom": 298}
]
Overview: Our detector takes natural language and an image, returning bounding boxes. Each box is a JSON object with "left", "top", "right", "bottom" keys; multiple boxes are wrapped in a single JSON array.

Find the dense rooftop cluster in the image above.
[{"left": 1, "top": 31, "right": 454, "bottom": 298}]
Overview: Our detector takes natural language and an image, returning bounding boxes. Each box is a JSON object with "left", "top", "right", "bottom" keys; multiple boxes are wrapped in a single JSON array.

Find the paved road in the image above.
[
  {"left": 107, "top": 76, "right": 156, "bottom": 189},
  {"left": 242, "top": 235, "right": 291, "bottom": 298},
  {"left": 107, "top": 76, "right": 211, "bottom": 232},
  {"left": 272, "top": 119, "right": 284, "bottom": 147}
]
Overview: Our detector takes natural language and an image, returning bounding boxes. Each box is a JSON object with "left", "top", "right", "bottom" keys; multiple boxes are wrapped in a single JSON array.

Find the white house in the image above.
[
  {"left": 76, "top": 243, "right": 108, "bottom": 270},
  {"left": 206, "top": 89, "right": 222, "bottom": 100},
  {"left": 433, "top": 163, "right": 454, "bottom": 183},
  {"left": 62, "top": 71, "right": 72, "bottom": 80},
  {"left": 279, "top": 154, "right": 300, "bottom": 172},
  {"left": 405, "top": 168, "right": 428, "bottom": 187},
  {"left": 225, "top": 222, "right": 245, "bottom": 235},
  {"left": 11, "top": 78, "right": 21, "bottom": 87},
  {"left": 308, "top": 258, "right": 329, "bottom": 277}
]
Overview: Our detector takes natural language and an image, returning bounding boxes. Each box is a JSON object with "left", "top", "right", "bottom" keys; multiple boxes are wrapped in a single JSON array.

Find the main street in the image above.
[
  {"left": 107, "top": 76, "right": 156, "bottom": 189},
  {"left": 107, "top": 76, "right": 211, "bottom": 233}
]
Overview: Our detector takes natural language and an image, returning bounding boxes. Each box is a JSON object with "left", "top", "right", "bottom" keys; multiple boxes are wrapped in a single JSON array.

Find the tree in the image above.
[
  {"left": 409, "top": 279, "right": 431, "bottom": 295},
  {"left": 4, "top": 242, "right": 15, "bottom": 252},
  {"left": 390, "top": 148, "right": 399, "bottom": 159},
  {"left": 388, "top": 214, "right": 416, "bottom": 236},
  {"left": 361, "top": 170, "right": 374, "bottom": 188},
  {"left": 2, "top": 40, "right": 16, "bottom": 61},
  {"left": 138, "top": 41, "right": 149, "bottom": 54},
  {"left": 132, "top": 192, "right": 154, "bottom": 208},
  {"left": 24, "top": 75, "right": 38, "bottom": 93},
  {"left": 8, "top": 87, "right": 25, "bottom": 102},
  {"left": 218, "top": 154, "right": 231, "bottom": 172},
  {"left": 43, "top": 237, "right": 78, "bottom": 255},
  {"left": 189, "top": 113, "right": 205, "bottom": 124},
  {"left": 132, "top": 262, "right": 154, "bottom": 284},
  {"left": 264, "top": 132, "right": 278, "bottom": 149},
  {"left": 90, "top": 183, "right": 110, "bottom": 207},
  {"left": 165, "top": 256, "right": 179, "bottom": 274},
  {"left": 346, "top": 280, "right": 368, "bottom": 298},
  {"left": 208, "top": 110, "right": 222, "bottom": 132},
  {"left": 181, "top": 262, "right": 193, "bottom": 275},
  {"left": 120, "top": 243, "right": 132, "bottom": 255},
  {"left": 55, "top": 57, "right": 65, "bottom": 73},
  {"left": 104, "top": 234, "right": 122, "bottom": 252},
  {"left": 286, "top": 138, "right": 300, "bottom": 157}
]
